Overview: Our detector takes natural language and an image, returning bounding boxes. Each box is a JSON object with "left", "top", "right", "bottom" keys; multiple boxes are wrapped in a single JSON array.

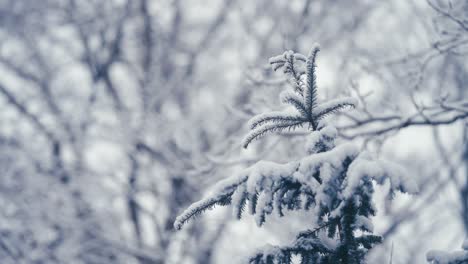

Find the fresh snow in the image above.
[{"left": 176, "top": 128, "right": 417, "bottom": 230}]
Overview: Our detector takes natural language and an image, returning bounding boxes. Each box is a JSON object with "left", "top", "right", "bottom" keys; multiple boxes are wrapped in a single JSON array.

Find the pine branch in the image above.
[
  {"left": 355, "top": 235, "right": 382, "bottom": 249},
  {"left": 280, "top": 91, "right": 308, "bottom": 117},
  {"left": 314, "top": 97, "right": 358, "bottom": 121},
  {"left": 297, "top": 219, "right": 340, "bottom": 239},
  {"left": 249, "top": 237, "right": 332, "bottom": 264},
  {"left": 274, "top": 187, "right": 289, "bottom": 217},
  {"left": 174, "top": 176, "right": 247, "bottom": 230},
  {"left": 304, "top": 44, "right": 320, "bottom": 119},
  {"left": 248, "top": 191, "right": 259, "bottom": 215},
  {"left": 243, "top": 120, "right": 306, "bottom": 148},
  {"left": 269, "top": 51, "right": 306, "bottom": 94},
  {"left": 174, "top": 44, "right": 414, "bottom": 264},
  {"left": 174, "top": 196, "right": 230, "bottom": 230},
  {"left": 249, "top": 44, "right": 357, "bottom": 146},
  {"left": 269, "top": 51, "right": 306, "bottom": 73},
  {"left": 256, "top": 190, "right": 275, "bottom": 226},
  {"left": 248, "top": 111, "right": 305, "bottom": 130},
  {"left": 231, "top": 184, "right": 248, "bottom": 219}
]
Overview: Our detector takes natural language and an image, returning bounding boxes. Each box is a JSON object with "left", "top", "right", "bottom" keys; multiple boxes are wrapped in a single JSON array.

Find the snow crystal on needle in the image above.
[
  {"left": 312, "top": 97, "right": 358, "bottom": 117},
  {"left": 306, "top": 125, "right": 338, "bottom": 154},
  {"left": 344, "top": 152, "right": 418, "bottom": 200},
  {"left": 231, "top": 183, "right": 247, "bottom": 218},
  {"left": 173, "top": 172, "right": 248, "bottom": 230},
  {"left": 300, "top": 143, "right": 359, "bottom": 175},
  {"left": 247, "top": 109, "right": 299, "bottom": 130},
  {"left": 246, "top": 160, "right": 298, "bottom": 194}
]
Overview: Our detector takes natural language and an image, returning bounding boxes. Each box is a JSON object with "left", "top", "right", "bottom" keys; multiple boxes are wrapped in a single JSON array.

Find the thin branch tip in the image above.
[{"left": 309, "top": 43, "right": 321, "bottom": 56}]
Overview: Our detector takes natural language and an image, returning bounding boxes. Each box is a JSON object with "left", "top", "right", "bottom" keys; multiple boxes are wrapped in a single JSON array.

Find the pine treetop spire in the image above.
[
  {"left": 305, "top": 43, "right": 320, "bottom": 124},
  {"left": 243, "top": 44, "right": 357, "bottom": 148},
  {"left": 174, "top": 44, "right": 416, "bottom": 264}
]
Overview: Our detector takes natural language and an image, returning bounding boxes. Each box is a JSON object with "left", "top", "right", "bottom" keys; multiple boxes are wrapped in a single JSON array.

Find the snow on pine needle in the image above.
[
  {"left": 174, "top": 139, "right": 417, "bottom": 230},
  {"left": 242, "top": 43, "right": 357, "bottom": 149},
  {"left": 174, "top": 44, "right": 417, "bottom": 264}
]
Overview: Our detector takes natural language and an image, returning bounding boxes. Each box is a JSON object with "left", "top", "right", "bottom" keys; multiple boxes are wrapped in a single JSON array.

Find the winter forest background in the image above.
[{"left": 0, "top": 0, "right": 467, "bottom": 263}]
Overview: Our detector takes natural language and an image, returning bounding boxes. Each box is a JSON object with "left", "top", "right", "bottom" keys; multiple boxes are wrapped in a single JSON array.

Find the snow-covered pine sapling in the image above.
[
  {"left": 427, "top": 238, "right": 468, "bottom": 264},
  {"left": 174, "top": 44, "right": 418, "bottom": 264}
]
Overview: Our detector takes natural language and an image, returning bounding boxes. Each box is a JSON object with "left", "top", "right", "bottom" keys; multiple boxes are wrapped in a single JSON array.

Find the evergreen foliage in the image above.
[
  {"left": 174, "top": 44, "right": 417, "bottom": 264},
  {"left": 243, "top": 44, "right": 357, "bottom": 148}
]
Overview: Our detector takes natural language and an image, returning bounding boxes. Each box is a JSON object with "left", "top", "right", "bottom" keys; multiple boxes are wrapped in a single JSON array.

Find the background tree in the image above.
[{"left": 0, "top": 0, "right": 465, "bottom": 263}]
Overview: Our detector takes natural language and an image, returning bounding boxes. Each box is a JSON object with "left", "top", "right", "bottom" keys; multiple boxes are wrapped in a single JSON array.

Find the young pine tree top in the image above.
[
  {"left": 174, "top": 44, "right": 417, "bottom": 264},
  {"left": 242, "top": 44, "right": 357, "bottom": 148}
]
